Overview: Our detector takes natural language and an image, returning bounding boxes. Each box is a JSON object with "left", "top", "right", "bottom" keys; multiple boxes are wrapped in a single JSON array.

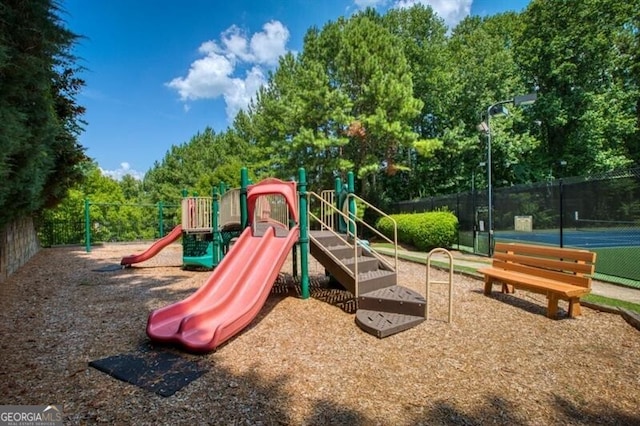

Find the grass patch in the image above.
[
  {"left": 374, "top": 242, "right": 399, "bottom": 250},
  {"left": 582, "top": 294, "right": 640, "bottom": 314},
  {"left": 372, "top": 243, "right": 480, "bottom": 276}
]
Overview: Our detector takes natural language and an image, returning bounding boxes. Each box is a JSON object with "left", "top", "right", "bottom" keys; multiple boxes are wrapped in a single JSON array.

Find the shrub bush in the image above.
[{"left": 376, "top": 211, "right": 458, "bottom": 251}]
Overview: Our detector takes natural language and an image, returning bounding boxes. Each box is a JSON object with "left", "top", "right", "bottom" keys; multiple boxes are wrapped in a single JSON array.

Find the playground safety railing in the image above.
[
  {"left": 182, "top": 197, "right": 212, "bottom": 233},
  {"left": 219, "top": 189, "right": 241, "bottom": 227},
  {"left": 254, "top": 193, "right": 292, "bottom": 229},
  {"left": 320, "top": 190, "right": 335, "bottom": 230}
]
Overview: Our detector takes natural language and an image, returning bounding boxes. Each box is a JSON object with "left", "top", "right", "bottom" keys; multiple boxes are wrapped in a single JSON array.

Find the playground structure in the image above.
[
  {"left": 124, "top": 167, "right": 451, "bottom": 352},
  {"left": 179, "top": 185, "right": 243, "bottom": 269},
  {"left": 120, "top": 184, "right": 243, "bottom": 269}
]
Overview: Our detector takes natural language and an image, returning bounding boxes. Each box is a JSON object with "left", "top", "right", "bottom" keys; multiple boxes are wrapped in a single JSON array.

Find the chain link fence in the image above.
[
  {"left": 36, "top": 202, "right": 180, "bottom": 247},
  {"left": 392, "top": 167, "right": 640, "bottom": 283}
]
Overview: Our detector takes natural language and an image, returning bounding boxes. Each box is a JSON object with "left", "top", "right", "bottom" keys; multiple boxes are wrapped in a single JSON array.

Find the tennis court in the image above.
[
  {"left": 496, "top": 228, "right": 639, "bottom": 249},
  {"left": 495, "top": 227, "right": 640, "bottom": 283}
]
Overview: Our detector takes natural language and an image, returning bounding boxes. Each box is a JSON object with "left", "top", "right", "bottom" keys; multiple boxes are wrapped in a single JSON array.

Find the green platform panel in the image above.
[{"left": 183, "top": 233, "right": 214, "bottom": 269}]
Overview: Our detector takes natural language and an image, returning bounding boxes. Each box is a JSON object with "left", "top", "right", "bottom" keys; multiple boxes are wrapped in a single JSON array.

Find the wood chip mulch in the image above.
[{"left": 1, "top": 243, "right": 639, "bottom": 425}]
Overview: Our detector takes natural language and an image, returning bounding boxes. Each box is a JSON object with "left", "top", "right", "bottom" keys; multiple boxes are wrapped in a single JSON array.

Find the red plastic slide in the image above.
[
  {"left": 120, "top": 225, "right": 183, "bottom": 266},
  {"left": 146, "top": 224, "right": 299, "bottom": 352}
]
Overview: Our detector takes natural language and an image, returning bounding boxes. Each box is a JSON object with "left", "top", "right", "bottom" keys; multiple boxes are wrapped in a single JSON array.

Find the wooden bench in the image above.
[{"left": 478, "top": 242, "right": 597, "bottom": 319}]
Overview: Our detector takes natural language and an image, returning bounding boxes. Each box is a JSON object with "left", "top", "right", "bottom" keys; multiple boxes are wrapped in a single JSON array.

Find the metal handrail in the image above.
[
  {"left": 426, "top": 248, "right": 454, "bottom": 323},
  {"left": 308, "top": 192, "right": 361, "bottom": 297},
  {"left": 345, "top": 193, "right": 398, "bottom": 274}
]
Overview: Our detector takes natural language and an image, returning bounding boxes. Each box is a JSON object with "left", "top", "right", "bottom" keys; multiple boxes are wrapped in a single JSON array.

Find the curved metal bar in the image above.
[{"left": 426, "top": 248, "right": 454, "bottom": 323}]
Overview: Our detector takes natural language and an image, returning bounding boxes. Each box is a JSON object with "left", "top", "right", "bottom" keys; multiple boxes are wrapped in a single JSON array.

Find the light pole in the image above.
[
  {"left": 472, "top": 161, "right": 486, "bottom": 254},
  {"left": 483, "top": 93, "right": 536, "bottom": 255},
  {"left": 558, "top": 160, "right": 567, "bottom": 248}
]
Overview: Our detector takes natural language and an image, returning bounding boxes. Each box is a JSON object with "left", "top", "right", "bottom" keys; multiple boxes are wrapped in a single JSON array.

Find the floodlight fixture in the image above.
[
  {"left": 513, "top": 93, "right": 537, "bottom": 106},
  {"left": 489, "top": 104, "right": 509, "bottom": 117}
]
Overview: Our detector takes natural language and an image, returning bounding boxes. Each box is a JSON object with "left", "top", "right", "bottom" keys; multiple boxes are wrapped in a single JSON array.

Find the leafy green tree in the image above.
[
  {"left": 237, "top": 42, "right": 354, "bottom": 192},
  {"left": 373, "top": 5, "right": 457, "bottom": 202},
  {"left": 119, "top": 175, "right": 144, "bottom": 201},
  {"left": 0, "top": 0, "right": 87, "bottom": 228},
  {"left": 39, "top": 162, "right": 182, "bottom": 244},
  {"left": 39, "top": 163, "right": 121, "bottom": 244},
  {"left": 329, "top": 12, "right": 423, "bottom": 196},
  {"left": 240, "top": 10, "right": 423, "bottom": 200},
  {"left": 516, "top": 0, "right": 639, "bottom": 176},
  {"left": 143, "top": 127, "right": 249, "bottom": 202},
  {"left": 382, "top": 12, "right": 538, "bottom": 199},
  {"left": 382, "top": 4, "right": 450, "bottom": 138}
]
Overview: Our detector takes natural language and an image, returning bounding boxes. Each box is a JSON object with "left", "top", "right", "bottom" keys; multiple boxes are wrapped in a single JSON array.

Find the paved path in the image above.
[{"left": 375, "top": 247, "right": 640, "bottom": 305}]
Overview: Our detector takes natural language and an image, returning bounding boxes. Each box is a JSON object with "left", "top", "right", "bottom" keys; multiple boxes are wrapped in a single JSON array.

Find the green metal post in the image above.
[
  {"left": 84, "top": 199, "right": 91, "bottom": 252},
  {"left": 292, "top": 244, "right": 298, "bottom": 278},
  {"left": 158, "top": 201, "right": 164, "bottom": 237},
  {"left": 212, "top": 188, "right": 221, "bottom": 267},
  {"left": 334, "top": 177, "right": 342, "bottom": 232},
  {"left": 298, "top": 168, "right": 310, "bottom": 299},
  {"left": 347, "top": 171, "right": 356, "bottom": 237},
  {"left": 240, "top": 168, "right": 249, "bottom": 229},
  {"left": 181, "top": 189, "right": 188, "bottom": 255}
]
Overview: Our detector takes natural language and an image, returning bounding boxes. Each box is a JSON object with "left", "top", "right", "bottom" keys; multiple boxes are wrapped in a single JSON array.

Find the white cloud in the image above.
[
  {"left": 167, "top": 20, "right": 290, "bottom": 121},
  {"left": 101, "top": 162, "right": 144, "bottom": 181},
  {"left": 394, "top": 0, "right": 472, "bottom": 28},
  {"left": 353, "top": 0, "right": 471, "bottom": 29},
  {"left": 355, "top": 0, "right": 387, "bottom": 7},
  {"left": 166, "top": 51, "right": 235, "bottom": 101},
  {"left": 224, "top": 66, "right": 267, "bottom": 120},
  {"left": 221, "top": 26, "right": 252, "bottom": 62},
  {"left": 249, "top": 21, "right": 290, "bottom": 66}
]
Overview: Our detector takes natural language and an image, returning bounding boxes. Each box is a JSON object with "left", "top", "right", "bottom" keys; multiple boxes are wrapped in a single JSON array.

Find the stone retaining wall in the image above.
[{"left": 0, "top": 217, "right": 40, "bottom": 283}]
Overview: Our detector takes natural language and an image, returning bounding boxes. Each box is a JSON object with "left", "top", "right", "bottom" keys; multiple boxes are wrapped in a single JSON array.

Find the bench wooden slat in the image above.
[
  {"left": 477, "top": 268, "right": 590, "bottom": 298},
  {"left": 494, "top": 242, "right": 597, "bottom": 263},
  {"left": 493, "top": 252, "right": 595, "bottom": 275}
]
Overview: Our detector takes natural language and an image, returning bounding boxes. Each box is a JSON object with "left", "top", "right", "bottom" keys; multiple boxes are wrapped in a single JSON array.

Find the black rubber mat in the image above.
[
  {"left": 89, "top": 348, "right": 208, "bottom": 397},
  {"left": 92, "top": 264, "right": 124, "bottom": 272}
]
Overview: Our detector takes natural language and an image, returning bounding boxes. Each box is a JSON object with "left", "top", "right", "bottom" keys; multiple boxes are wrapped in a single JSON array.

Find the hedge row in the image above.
[{"left": 376, "top": 211, "right": 458, "bottom": 251}]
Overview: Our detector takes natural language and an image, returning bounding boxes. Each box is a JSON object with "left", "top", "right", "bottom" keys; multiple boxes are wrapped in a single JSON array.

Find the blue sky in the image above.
[{"left": 62, "top": 0, "right": 529, "bottom": 180}]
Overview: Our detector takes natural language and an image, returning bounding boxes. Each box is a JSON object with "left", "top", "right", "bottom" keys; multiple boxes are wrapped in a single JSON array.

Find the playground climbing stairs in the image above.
[{"left": 309, "top": 230, "right": 426, "bottom": 338}]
